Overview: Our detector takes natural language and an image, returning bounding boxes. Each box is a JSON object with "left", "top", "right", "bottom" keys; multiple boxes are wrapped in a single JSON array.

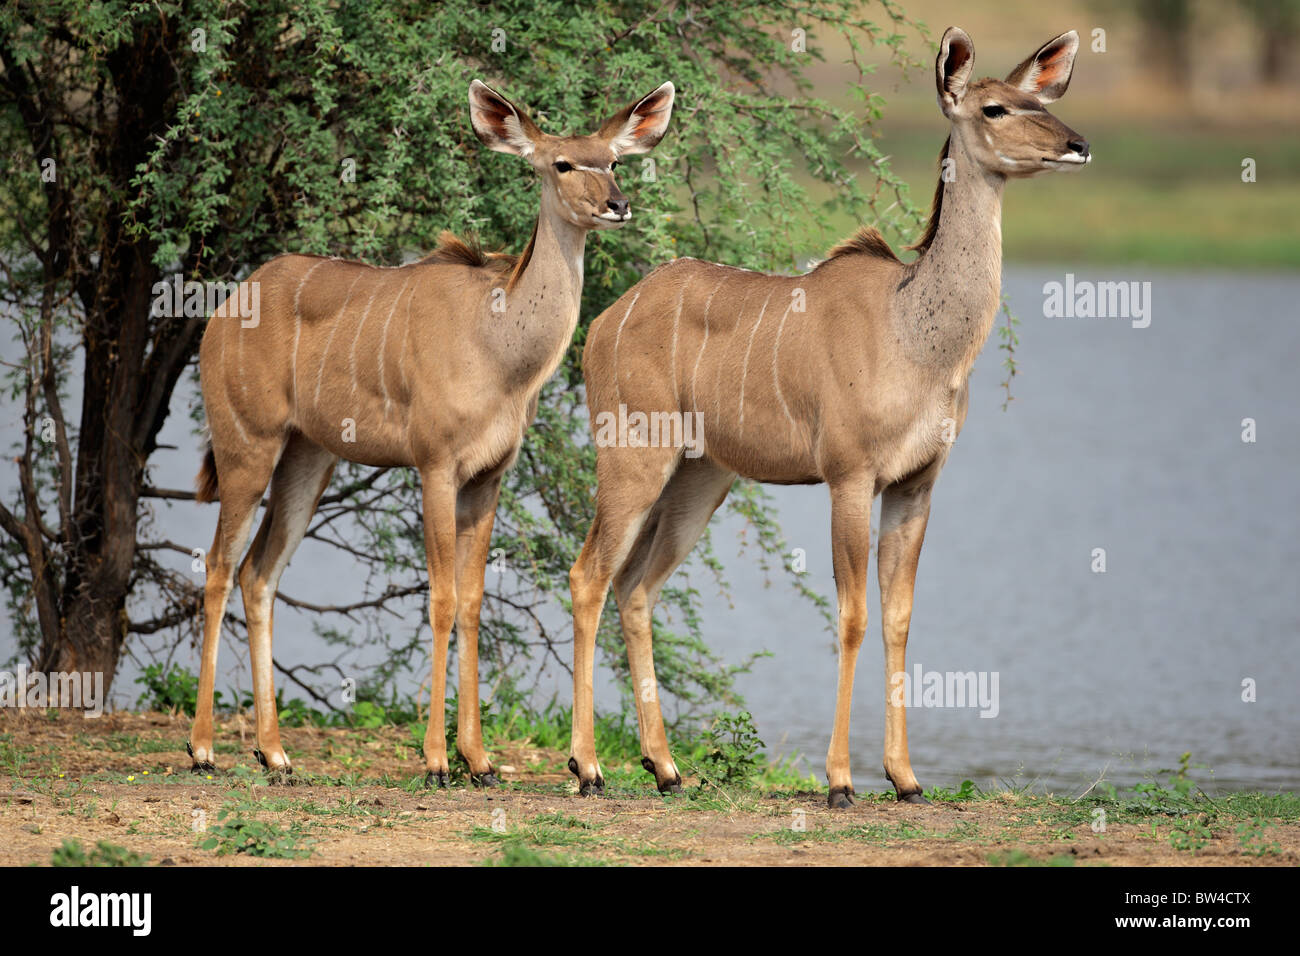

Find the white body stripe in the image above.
[
  {"left": 349, "top": 284, "right": 382, "bottom": 398},
  {"left": 670, "top": 280, "right": 686, "bottom": 398},
  {"left": 771, "top": 300, "right": 798, "bottom": 437},
  {"left": 611, "top": 291, "right": 641, "bottom": 405},
  {"left": 291, "top": 259, "right": 329, "bottom": 415},
  {"left": 314, "top": 271, "right": 366, "bottom": 408},
  {"left": 378, "top": 276, "right": 414, "bottom": 410},
  {"left": 691, "top": 280, "right": 724, "bottom": 414},
  {"left": 736, "top": 290, "right": 775, "bottom": 438}
]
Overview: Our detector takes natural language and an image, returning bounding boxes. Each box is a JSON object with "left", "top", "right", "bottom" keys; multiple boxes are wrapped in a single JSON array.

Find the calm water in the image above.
[
  {"left": 699, "top": 267, "right": 1300, "bottom": 794},
  {"left": 5, "top": 267, "right": 1297, "bottom": 793}
]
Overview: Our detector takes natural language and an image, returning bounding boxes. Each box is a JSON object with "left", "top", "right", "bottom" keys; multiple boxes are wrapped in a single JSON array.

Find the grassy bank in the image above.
[
  {"left": 792, "top": 121, "right": 1300, "bottom": 269},
  {"left": 782, "top": 0, "right": 1300, "bottom": 269}
]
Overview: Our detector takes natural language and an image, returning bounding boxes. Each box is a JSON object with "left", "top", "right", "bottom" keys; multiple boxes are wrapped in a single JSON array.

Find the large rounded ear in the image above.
[
  {"left": 468, "top": 80, "right": 543, "bottom": 158},
  {"left": 1005, "top": 31, "right": 1079, "bottom": 104},
  {"left": 598, "top": 82, "right": 675, "bottom": 157},
  {"left": 936, "top": 27, "right": 975, "bottom": 115}
]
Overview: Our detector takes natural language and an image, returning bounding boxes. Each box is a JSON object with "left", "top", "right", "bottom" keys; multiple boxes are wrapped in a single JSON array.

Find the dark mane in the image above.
[
  {"left": 419, "top": 227, "right": 540, "bottom": 294},
  {"left": 505, "top": 219, "right": 537, "bottom": 294},
  {"left": 420, "top": 230, "right": 517, "bottom": 272},
  {"left": 825, "top": 225, "right": 901, "bottom": 263},
  {"left": 906, "top": 135, "right": 949, "bottom": 255}
]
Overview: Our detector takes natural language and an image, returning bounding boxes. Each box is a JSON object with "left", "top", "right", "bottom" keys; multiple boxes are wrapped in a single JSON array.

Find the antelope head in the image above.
[
  {"left": 935, "top": 27, "right": 1090, "bottom": 177},
  {"left": 469, "top": 79, "right": 675, "bottom": 228}
]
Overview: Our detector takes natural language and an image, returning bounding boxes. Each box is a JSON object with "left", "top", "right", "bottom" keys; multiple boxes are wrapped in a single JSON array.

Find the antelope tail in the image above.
[{"left": 195, "top": 444, "right": 219, "bottom": 503}]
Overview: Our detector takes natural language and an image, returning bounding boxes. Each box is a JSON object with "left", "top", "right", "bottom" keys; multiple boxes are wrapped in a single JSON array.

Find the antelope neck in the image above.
[
  {"left": 893, "top": 129, "right": 1007, "bottom": 378},
  {"left": 485, "top": 188, "right": 588, "bottom": 387}
]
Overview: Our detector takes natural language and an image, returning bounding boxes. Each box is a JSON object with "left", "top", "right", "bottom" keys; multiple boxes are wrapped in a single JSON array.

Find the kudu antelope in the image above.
[
  {"left": 188, "top": 79, "right": 674, "bottom": 786},
  {"left": 568, "top": 28, "right": 1089, "bottom": 806}
]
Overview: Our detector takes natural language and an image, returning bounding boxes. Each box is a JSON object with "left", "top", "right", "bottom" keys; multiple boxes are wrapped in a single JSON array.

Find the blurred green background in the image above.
[{"left": 802, "top": 0, "right": 1300, "bottom": 267}]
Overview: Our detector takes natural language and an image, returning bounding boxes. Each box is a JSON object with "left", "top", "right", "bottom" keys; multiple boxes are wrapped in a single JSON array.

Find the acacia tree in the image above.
[{"left": 0, "top": 0, "right": 924, "bottom": 714}]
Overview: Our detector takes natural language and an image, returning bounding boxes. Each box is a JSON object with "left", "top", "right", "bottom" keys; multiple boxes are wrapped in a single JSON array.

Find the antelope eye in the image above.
[
  {"left": 554, "top": 160, "right": 573, "bottom": 172},
  {"left": 610, "top": 160, "right": 619, "bottom": 170},
  {"left": 982, "top": 105, "right": 1007, "bottom": 118}
]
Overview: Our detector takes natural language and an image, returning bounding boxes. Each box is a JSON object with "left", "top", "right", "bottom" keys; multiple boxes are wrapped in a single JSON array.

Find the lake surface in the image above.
[
  {"left": 702, "top": 267, "right": 1300, "bottom": 794},
  {"left": 4, "top": 267, "right": 1297, "bottom": 794}
]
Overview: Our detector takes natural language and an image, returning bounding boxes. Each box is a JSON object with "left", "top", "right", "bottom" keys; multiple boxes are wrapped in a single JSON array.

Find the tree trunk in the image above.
[
  {"left": 1262, "top": 31, "right": 1294, "bottom": 85},
  {"left": 1135, "top": 0, "right": 1192, "bottom": 88},
  {"left": 25, "top": 25, "right": 178, "bottom": 703},
  {"left": 36, "top": 600, "right": 126, "bottom": 706}
]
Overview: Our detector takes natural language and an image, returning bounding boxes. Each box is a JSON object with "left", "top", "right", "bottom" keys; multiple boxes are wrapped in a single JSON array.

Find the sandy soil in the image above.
[{"left": 2, "top": 711, "right": 1296, "bottom": 867}]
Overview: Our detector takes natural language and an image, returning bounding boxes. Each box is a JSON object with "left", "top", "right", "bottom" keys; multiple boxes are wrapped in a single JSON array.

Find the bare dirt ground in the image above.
[{"left": 3, "top": 710, "right": 1296, "bottom": 867}]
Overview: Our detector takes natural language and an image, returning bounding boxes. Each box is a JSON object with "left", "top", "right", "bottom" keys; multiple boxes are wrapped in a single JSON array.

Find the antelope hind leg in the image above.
[
  {"left": 878, "top": 479, "right": 936, "bottom": 805},
  {"left": 612, "top": 458, "right": 735, "bottom": 794},
  {"left": 238, "top": 434, "right": 337, "bottom": 777}
]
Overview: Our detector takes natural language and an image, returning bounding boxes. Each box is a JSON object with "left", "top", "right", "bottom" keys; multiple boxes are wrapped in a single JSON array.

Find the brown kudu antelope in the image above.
[
  {"left": 568, "top": 28, "right": 1089, "bottom": 806},
  {"left": 188, "top": 79, "right": 674, "bottom": 786}
]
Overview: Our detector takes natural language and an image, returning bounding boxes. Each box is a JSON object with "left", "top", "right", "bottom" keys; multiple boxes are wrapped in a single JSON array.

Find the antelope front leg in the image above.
[
  {"left": 877, "top": 481, "right": 935, "bottom": 804},
  {"left": 568, "top": 532, "right": 609, "bottom": 797},
  {"left": 420, "top": 470, "right": 460, "bottom": 788},
  {"left": 452, "top": 476, "right": 502, "bottom": 786},
  {"left": 825, "top": 474, "right": 875, "bottom": 809}
]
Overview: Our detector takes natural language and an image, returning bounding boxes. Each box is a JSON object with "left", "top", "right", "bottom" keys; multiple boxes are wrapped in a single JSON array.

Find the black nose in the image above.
[
  {"left": 607, "top": 198, "right": 629, "bottom": 217},
  {"left": 1067, "top": 138, "right": 1090, "bottom": 158}
]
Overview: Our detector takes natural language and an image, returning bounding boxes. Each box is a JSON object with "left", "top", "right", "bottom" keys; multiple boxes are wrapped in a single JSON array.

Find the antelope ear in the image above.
[
  {"left": 468, "top": 80, "right": 543, "bottom": 158},
  {"left": 598, "top": 82, "right": 675, "bottom": 157},
  {"left": 1005, "top": 31, "right": 1079, "bottom": 103},
  {"left": 936, "top": 27, "right": 975, "bottom": 115}
]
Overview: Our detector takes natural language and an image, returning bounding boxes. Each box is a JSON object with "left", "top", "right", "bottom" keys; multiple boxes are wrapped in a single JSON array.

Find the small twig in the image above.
[{"left": 1072, "top": 760, "right": 1112, "bottom": 802}]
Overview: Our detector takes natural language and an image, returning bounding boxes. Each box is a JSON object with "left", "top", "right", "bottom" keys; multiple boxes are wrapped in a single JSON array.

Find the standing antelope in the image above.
[
  {"left": 568, "top": 28, "right": 1089, "bottom": 806},
  {"left": 188, "top": 79, "right": 674, "bottom": 787}
]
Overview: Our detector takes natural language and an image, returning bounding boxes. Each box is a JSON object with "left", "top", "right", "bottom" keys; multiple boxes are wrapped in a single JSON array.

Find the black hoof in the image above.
[
  {"left": 472, "top": 772, "right": 501, "bottom": 789},
  {"left": 884, "top": 768, "right": 931, "bottom": 805},
  {"left": 254, "top": 750, "right": 293, "bottom": 781},
  {"left": 828, "top": 786, "right": 855, "bottom": 809},
  {"left": 424, "top": 770, "right": 449, "bottom": 789},
  {"left": 656, "top": 772, "right": 684, "bottom": 795},
  {"left": 186, "top": 741, "right": 216, "bottom": 773},
  {"left": 644, "top": 757, "right": 682, "bottom": 794},
  {"left": 569, "top": 756, "right": 605, "bottom": 796}
]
